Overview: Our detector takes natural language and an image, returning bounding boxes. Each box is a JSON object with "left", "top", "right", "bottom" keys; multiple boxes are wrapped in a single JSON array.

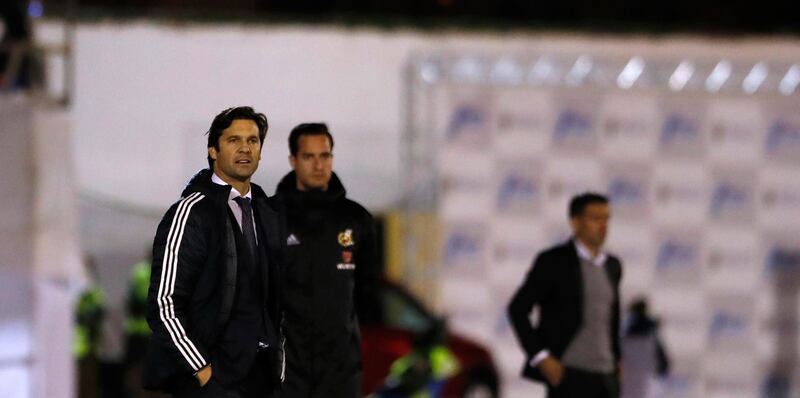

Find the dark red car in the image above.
[{"left": 359, "top": 278, "right": 500, "bottom": 397}]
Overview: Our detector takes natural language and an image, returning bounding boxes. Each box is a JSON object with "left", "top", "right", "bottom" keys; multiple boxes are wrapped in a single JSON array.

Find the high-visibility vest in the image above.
[
  {"left": 387, "top": 345, "right": 460, "bottom": 398},
  {"left": 73, "top": 287, "right": 104, "bottom": 359},
  {"left": 125, "top": 261, "right": 152, "bottom": 337}
]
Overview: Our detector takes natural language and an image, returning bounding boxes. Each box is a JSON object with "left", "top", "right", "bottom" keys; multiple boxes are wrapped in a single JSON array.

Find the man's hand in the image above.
[
  {"left": 538, "top": 356, "right": 565, "bottom": 387},
  {"left": 195, "top": 365, "right": 212, "bottom": 387}
]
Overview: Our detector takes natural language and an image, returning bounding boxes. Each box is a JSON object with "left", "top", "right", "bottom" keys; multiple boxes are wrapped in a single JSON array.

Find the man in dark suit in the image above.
[
  {"left": 508, "top": 192, "right": 622, "bottom": 398},
  {"left": 143, "top": 107, "right": 284, "bottom": 398}
]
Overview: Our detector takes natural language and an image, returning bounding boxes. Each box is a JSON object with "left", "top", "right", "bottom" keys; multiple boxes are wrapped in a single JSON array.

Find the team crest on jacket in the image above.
[{"left": 337, "top": 229, "right": 354, "bottom": 247}]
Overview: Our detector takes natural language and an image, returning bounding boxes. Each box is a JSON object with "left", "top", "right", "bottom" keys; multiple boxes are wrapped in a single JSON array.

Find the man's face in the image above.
[
  {"left": 289, "top": 134, "right": 333, "bottom": 191},
  {"left": 208, "top": 119, "right": 261, "bottom": 184},
  {"left": 570, "top": 203, "right": 610, "bottom": 249}
]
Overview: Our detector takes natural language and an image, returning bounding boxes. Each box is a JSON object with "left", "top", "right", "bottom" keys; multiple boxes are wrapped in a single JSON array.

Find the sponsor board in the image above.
[
  {"left": 543, "top": 223, "right": 572, "bottom": 248},
  {"left": 493, "top": 344, "right": 527, "bottom": 378},
  {"left": 660, "top": 373, "right": 700, "bottom": 398},
  {"left": 708, "top": 169, "right": 757, "bottom": 224},
  {"left": 440, "top": 222, "right": 489, "bottom": 277},
  {"left": 494, "top": 158, "right": 543, "bottom": 216},
  {"left": 441, "top": 303, "right": 496, "bottom": 344},
  {"left": 661, "top": 321, "right": 706, "bottom": 359},
  {"left": 440, "top": 278, "right": 491, "bottom": 311},
  {"left": 417, "top": 85, "right": 800, "bottom": 398},
  {"left": 492, "top": 238, "right": 538, "bottom": 269},
  {"left": 704, "top": 229, "right": 760, "bottom": 292},
  {"left": 703, "top": 351, "right": 760, "bottom": 397},
  {"left": 407, "top": 177, "right": 436, "bottom": 207},
  {"left": 440, "top": 90, "right": 493, "bottom": 149},
  {"left": 658, "top": 356, "right": 703, "bottom": 398},
  {"left": 493, "top": 89, "right": 553, "bottom": 155},
  {"left": 607, "top": 224, "right": 654, "bottom": 290},
  {"left": 437, "top": 148, "right": 494, "bottom": 221},
  {"left": 658, "top": 99, "right": 706, "bottom": 158},
  {"left": 763, "top": 103, "right": 800, "bottom": 165},
  {"left": 439, "top": 173, "right": 489, "bottom": 196},
  {"left": 705, "top": 295, "right": 755, "bottom": 351},
  {"left": 490, "top": 219, "right": 543, "bottom": 280},
  {"left": 704, "top": 100, "right": 765, "bottom": 164},
  {"left": 758, "top": 312, "right": 800, "bottom": 362},
  {"left": 598, "top": 94, "right": 659, "bottom": 159},
  {"left": 604, "top": 161, "right": 652, "bottom": 221},
  {"left": 439, "top": 192, "right": 493, "bottom": 222},
  {"left": 758, "top": 167, "right": 800, "bottom": 228},
  {"left": 654, "top": 229, "right": 704, "bottom": 285},
  {"left": 704, "top": 373, "right": 758, "bottom": 398},
  {"left": 491, "top": 288, "right": 519, "bottom": 337},
  {"left": 438, "top": 148, "right": 493, "bottom": 180},
  {"left": 652, "top": 164, "right": 709, "bottom": 226},
  {"left": 651, "top": 289, "right": 706, "bottom": 356},
  {"left": 551, "top": 95, "right": 599, "bottom": 153},
  {"left": 542, "top": 157, "right": 604, "bottom": 220}
]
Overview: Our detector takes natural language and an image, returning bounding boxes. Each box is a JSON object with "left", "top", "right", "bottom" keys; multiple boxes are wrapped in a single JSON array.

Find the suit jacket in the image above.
[{"left": 507, "top": 239, "right": 622, "bottom": 382}]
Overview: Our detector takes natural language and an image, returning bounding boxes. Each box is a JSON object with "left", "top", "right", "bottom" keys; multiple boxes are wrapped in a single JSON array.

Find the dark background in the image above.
[{"left": 31, "top": 0, "right": 800, "bottom": 35}]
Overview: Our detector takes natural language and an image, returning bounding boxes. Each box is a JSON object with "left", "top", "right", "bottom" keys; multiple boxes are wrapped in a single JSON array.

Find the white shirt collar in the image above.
[
  {"left": 211, "top": 173, "right": 252, "bottom": 200},
  {"left": 574, "top": 239, "right": 607, "bottom": 267}
]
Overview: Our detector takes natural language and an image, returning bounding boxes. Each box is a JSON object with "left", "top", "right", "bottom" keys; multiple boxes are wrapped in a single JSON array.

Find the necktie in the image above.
[{"left": 233, "top": 196, "right": 258, "bottom": 264}]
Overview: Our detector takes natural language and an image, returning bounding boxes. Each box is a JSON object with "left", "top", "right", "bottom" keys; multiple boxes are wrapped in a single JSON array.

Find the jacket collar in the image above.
[
  {"left": 275, "top": 170, "right": 346, "bottom": 206},
  {"left": 181, "top": 168, "right": 267, "bottom": 205}
]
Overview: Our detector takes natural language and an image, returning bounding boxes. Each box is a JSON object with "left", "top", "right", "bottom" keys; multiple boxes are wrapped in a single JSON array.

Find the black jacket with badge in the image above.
[
  {"left": 142, "top": 169, "right": 285, "bottom": 391},
  {"left": 272, "top": 171, "right": 379, "bottom": 397}
]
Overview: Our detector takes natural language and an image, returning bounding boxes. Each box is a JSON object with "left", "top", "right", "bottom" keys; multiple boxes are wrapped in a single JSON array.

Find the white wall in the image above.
[{"left": 0, "top": 96, "right": 80, "bottom": 398}]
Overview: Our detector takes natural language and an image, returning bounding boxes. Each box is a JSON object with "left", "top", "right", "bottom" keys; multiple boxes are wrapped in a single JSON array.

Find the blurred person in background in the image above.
[
  {"left": 372, "top": 320, "right": 459, "bottom": 398},
  {"left": 0, "top": 0, "right": 37, "bottom": 89},
  {"left": 272, "top": 123, "right": 379, "bottom": 398},
  {"left": 125, "top": 252, "right": 161, "bottom": 398},
  {"left": 621, "top": 297, "right": 670, "bottom": 398},
  {"left": 508, "top": 192, "right": 623, "bottom": 398},
  {"left": 74, "top": 256, "right": 105, "bottom": 398},
  {"left": 143, "top": 106, "right": 285, "bottom": 398}
]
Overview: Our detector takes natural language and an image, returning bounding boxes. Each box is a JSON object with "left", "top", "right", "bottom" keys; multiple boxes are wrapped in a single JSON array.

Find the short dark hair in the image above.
[
  {"left": 569, "top": 192, "right": 609, "bottom": 218},
  {"left": 206, "top": 106, "right": 269, "bottom": 169},
  {"left": 288, "top": 123, "right": 334, "bottom": 156}
]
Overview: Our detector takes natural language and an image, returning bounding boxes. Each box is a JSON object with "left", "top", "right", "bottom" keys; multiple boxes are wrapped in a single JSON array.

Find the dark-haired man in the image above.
[
  {"left": 143, "top": 106, "right": 284, "bottom": 398},
  {"left": 272, "top": 123, "right": 379, "bottom": 398},
  {"left": 508, "top": 193, "right": 623, "bottom": 398}
]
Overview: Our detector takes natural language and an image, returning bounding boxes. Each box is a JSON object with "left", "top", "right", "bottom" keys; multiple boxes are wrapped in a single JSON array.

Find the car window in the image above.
[{"left": 381, "top": 284, "right": 433, "bottom": 333}]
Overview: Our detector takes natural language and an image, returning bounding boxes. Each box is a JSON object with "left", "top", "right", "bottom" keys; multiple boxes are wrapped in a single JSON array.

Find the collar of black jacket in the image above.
[
  {"left": 275, "top": 170, "right": 346, "bottom": 206},
  {"left": 181, "top": 168, "right": 268, "bottom": 204}
]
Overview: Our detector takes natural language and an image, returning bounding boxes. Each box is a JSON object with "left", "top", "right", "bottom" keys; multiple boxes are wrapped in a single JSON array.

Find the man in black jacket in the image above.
[
  {"left": 272, "top": 123, "right": 379, "bottom": 398},
  {"left": 143, "top": 106, "right": 284, "bottom": 398},
  {"left": 508, "top": 193, "right": 623, "bottom": 398}
]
